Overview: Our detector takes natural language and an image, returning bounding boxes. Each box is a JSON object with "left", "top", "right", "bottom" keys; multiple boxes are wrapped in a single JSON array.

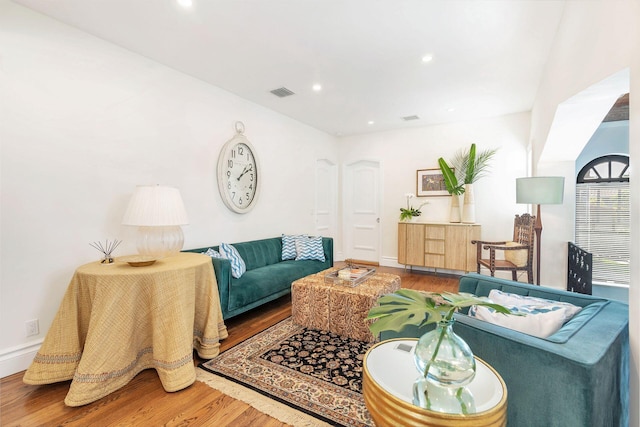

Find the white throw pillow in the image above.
[
  {"left": 487, "top": 289, "right": 582, "bottom": 322},
  {"left": 503, "top": 241, "right": 528, "bottom": 267},
  {"left": 469, "top": 304, "right": 567, "bottom": 338},
  {"left": 468, "top": 290, "right": 582, "bottom": 338}
]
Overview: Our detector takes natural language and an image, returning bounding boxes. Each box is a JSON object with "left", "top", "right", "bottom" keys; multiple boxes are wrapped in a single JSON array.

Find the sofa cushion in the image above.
[
  {"left": 295, "top": 236, "right": 326, "bottom": 262},
  {"left": 219, "top": 243, "right": 247, "bottom": 278},
  {"left": 227, "top": 260, "right": 328, "bottom": 311},
  {"left": 232, "top": 238, "right": 282, "bottom": 270},
  {"left": 282, "top": 234, "right": 306, "bottom": 260}
]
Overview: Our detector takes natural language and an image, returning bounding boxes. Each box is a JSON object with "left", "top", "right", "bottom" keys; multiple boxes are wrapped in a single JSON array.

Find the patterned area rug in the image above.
[{"left": 199, "top": 317, "right": 375, "bottom": 427}]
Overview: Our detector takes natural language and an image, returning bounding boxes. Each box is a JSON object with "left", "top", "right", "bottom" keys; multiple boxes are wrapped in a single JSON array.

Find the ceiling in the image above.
[{"left": 13, "top": 0, "right": 567, "bottom": 136}]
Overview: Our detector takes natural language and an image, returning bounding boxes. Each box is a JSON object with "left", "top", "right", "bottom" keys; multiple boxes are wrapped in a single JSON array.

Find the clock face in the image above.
[{"left": 217, "top": 134, "right": 259, "bottom": 213}]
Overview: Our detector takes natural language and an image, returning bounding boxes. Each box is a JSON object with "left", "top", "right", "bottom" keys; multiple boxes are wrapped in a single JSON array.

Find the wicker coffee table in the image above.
[{"left": 291, "top": 267, "right": 401, "bottom": 342}]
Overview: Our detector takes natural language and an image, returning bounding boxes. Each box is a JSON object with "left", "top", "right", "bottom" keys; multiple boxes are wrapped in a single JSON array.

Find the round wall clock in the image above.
[{"left": 217, "top": 122, "right": 259, "bottom": 213}]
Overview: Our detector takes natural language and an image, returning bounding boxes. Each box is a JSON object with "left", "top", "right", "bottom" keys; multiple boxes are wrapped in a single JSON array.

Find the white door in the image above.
[
  {"left": 344, "top": 160, "right": 380, "bottom": 263},
  {"left": 315, "top": 159, "right": 337, "bottom": 238}
]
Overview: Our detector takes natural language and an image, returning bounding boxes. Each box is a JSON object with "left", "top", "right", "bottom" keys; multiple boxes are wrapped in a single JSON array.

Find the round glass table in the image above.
[{"left": 363, "top": 338, "right": 507, "bottom": 426}]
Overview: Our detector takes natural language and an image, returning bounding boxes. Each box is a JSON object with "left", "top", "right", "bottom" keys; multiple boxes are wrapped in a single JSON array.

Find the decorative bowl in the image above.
[{"left": 119, "top": 255, "right": 156, "bottom": 267}]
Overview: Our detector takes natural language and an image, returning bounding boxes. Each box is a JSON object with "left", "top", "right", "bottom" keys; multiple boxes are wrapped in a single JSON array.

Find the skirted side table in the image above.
[
  {"left": 363, "top": 338, "right": 507, "bottom": 426},
  {"left": 23, "top": 252, "right": 227, "bottom": 406}
]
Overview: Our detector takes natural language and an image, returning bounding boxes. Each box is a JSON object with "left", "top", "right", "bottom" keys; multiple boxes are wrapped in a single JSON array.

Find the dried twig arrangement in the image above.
[{"left": 90, "top": 239, "right": 122, "bottom": 264}]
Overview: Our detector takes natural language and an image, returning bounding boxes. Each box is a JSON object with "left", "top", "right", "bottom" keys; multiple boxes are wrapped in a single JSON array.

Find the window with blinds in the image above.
[{"left": 575, "top": 155, "right": 630, "bottom": 286}]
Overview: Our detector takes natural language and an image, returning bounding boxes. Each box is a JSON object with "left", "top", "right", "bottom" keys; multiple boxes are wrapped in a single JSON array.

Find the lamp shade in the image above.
[
  {"left": 122, "top": 185, "right": 188, "bottom": 259},
  {"left": 516, "top": 177, "right": 565, "bottom": 205},
  {"left": 122, "top": 185, "right": 189, "bottom": 226}
]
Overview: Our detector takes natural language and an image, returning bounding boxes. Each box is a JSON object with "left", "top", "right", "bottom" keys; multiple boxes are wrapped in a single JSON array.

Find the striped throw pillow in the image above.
[
  {"left": 219, "top": 243, "right": 246, "bottom": 278},
  {"left": 203, "top": 248, "right": 224, "bottom": 258},
  {"left": 295, "top": 236, "right": 325, "bottom": 262},
  {"left": 282, "top": 234, "right": 307, "bottom": 260}
]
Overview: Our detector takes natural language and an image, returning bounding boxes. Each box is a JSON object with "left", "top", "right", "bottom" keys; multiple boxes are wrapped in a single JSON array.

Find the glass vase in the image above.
[
  {"left": 413, "top": 319, "right": 476, "bottom": 388},
  {"left": 413, "top": 376, "right": 476, "bottom": 414}
]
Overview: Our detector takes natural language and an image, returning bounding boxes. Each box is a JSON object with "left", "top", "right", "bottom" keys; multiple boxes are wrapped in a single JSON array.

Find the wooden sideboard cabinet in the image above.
[{"left": 398, "top": 222, "right": 481, "bottom": 272}]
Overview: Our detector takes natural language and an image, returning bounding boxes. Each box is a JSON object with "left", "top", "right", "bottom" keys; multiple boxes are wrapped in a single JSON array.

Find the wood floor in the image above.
[{"left": 0, "top": 265, "right": 458, "bottom": 427}]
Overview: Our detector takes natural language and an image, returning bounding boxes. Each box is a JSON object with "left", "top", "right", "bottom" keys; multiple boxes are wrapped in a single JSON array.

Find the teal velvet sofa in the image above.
[
  {"left": 381, "top": 273, "right": 629, "bottom": 427},
  {"left": 184, "top": 236, "right": 333, "bottom": 320}
]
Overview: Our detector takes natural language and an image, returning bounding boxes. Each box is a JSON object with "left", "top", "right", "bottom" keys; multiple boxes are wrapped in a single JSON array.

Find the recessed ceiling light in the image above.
[
  {"left": 422, "top": 55, "right": 434, "bottom": 63},
  {"left": 312, "top": 84, "right": 322, "bottom": 92},
  {"left": 176, "top": 0, "right": 193, "bottom": 8},
  {"left": 367, "top": 120, "right": 375, "bottom": 125},
  {"left": 447, "top": 107, "right": 456, "bottom": 112}
]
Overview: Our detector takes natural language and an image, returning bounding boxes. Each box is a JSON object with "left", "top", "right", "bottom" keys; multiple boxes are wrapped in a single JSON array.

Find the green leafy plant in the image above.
[
  {"left": 452, "top": 143, "right": 498, "bottom": 184},
  {"left": 437, "top": 158, "right": 465, "bottom": 196},
  {"left": 438, "top": 143, "right": 498, "bottom": 195},
  {"left": 400, "top": 193, "right": 428, "bottom": 221},
  {"left": 367, "top": 289, "right": 510, "bottom": 336}
]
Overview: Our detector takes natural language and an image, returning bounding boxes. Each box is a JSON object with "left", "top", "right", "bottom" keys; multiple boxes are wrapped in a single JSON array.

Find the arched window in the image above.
[{"left": 575, "top": 155, "right": 630, "bottom": 286}]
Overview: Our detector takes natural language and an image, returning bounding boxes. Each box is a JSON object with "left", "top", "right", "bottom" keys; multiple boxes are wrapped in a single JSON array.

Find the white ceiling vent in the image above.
[
  {"left": 402, "top": 115, "right": 420, "bottom": 121},
  {"left": 270, "top": 87, "right": 295, "bottom": 98}
]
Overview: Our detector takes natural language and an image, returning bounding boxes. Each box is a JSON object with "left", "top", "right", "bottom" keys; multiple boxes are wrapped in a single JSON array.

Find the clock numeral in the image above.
[
  {"left": 238, "top": 146, "right": 244, "bottom": 156},
  {"left": 227, "top": 159, "right": 233, "bottom": 168},
  {"left": 226, "top": 171, "right": 231, "bottom": 178},
  {"left": 249, "top": 173, "right": 254, "bottom": 182}
]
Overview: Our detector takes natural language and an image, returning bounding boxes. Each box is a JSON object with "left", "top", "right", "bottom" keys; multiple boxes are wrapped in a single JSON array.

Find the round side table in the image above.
[{"left": 363, "top": 338, "right": 507, "bottom": 427}]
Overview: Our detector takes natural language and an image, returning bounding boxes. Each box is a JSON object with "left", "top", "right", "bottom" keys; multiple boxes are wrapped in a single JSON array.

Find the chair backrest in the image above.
[{"left": 512, "top": 213, "right": 536, "bottom": 250}]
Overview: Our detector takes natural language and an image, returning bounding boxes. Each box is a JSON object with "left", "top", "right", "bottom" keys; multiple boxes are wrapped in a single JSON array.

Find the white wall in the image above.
[
  {"left": 529, "top": 0, "right": 639, "bottom": 423},
  {"left": 339, "top": 113, "right": 530, "bottom": 268},
  {"left": 0, "top": 2, "right": 337, "bottom": 376}
]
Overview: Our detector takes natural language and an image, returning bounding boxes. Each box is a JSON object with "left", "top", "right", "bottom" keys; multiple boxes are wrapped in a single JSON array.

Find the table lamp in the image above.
[
  {"left": 516, "top": 177, "right": 564, "bottom": 285},
  {"left": 122, "top": 185, "right": 189, "bottom": 259}
]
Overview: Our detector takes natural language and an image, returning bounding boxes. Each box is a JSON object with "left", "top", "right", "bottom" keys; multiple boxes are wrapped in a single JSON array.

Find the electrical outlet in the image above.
[{"left": 26, "top": 319, "right": 39, "bottom": 337}]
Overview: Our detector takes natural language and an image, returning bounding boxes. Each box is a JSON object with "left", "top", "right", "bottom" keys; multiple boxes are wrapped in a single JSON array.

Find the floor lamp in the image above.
[{"left": 516, "top": 177, "right": 565, "bottom": 285}]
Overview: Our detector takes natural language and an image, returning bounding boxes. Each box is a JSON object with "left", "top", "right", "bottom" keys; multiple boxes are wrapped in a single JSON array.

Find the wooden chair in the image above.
[{"left": 471, "top": 213, "right": 536, "bottom": 284}]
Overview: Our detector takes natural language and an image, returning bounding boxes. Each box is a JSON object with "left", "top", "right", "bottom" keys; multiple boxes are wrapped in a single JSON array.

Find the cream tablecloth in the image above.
[
  {"left": 23, "top": 252, "right": 227, "bottom": 406},
  {"left": 291, "top": 268, "right": 401, "bottom": 342}
]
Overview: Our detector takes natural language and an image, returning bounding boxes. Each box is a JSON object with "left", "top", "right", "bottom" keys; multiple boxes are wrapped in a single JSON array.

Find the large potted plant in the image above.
[{"left": 441, "top": 143, "right": 497, "bottom": 224}]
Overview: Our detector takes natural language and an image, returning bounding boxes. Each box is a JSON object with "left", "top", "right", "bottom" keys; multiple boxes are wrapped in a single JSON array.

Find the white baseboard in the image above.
[
  {"left": 380, "top": 256, "right": 404, "bottom": 268},
  {"left": 0, "top": 340, "right": 42, "bottom": 379}
]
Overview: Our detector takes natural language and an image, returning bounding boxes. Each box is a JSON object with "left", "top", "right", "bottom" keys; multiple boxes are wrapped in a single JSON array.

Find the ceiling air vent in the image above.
[
  {"left": 270, "top": 87, "right": 295, "bottom": 98},
  {"left": 402, "top": 115, "right": 420, "bottom": 121}
]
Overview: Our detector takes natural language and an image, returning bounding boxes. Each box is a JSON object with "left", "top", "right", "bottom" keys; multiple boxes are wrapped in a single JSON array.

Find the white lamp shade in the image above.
[
  {"left": 516, "top": 177, "right": 565, "bottom": 205},
  {"left": 122, "top": 185, "right": 188, "bottom": 258},
  {"left": 122, "top": 185, "right": 189, "bottom": 226}
]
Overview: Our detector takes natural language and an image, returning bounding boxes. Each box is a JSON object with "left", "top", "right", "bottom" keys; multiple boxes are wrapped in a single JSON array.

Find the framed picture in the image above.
[{"left": 416, "top": 168, "right": 450, "bottom": 197}]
